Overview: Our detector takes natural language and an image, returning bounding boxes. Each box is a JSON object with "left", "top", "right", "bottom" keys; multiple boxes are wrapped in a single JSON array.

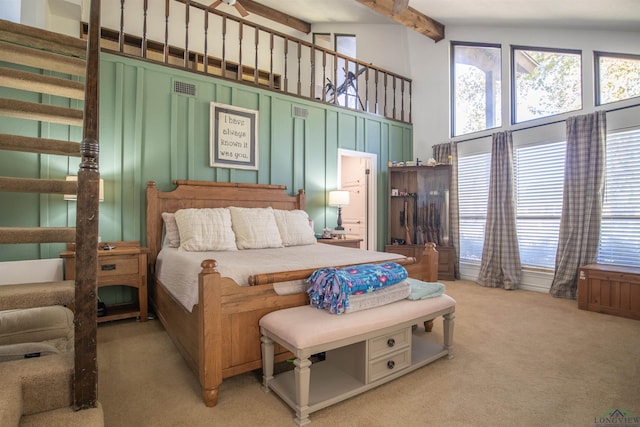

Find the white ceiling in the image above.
[{"left": 251, "top": 0, "right": 640, "bottom": 32}]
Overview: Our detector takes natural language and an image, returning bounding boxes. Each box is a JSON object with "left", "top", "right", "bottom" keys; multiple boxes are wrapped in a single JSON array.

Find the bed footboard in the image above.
[{"left": 198, "top": 260, "right": 308, "bottom": 406}]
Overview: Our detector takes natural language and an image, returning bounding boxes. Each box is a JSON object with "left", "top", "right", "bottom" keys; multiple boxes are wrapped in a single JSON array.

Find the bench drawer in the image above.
[
  {"left": 368, "top": 327, "right": 410, "bottom": 360},
  {"left": 368, "top": 348, "right": 411, "bottom": 382}
]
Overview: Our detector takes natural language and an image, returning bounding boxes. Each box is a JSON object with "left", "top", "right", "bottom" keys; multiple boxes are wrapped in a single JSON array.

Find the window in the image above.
[
  {"left": 452, "top": 43, "right": 502, "bottom": 136},
  {"left": 514, "top": 142, "right": 566, "bottom": 269},
  {"left": 334, "top": 34, "right": 360, "bottom": 109},
  {"left": 458, "top": 153, "right": 491, "bottom": 262},
  {"left": 596, "top": 52, "right": 640, "bottom": 105},
  {"left": 459, "top": 142, "right": 566, "bottom": 269},
  {"left": 512, "top": 47, "right": 582, "bottom": 123},
  {"left": 598, "top": 128, "right": 640, "bottom": 267},
  {"left": 0, "top": 0, "right": 20, "bottom": 22}
]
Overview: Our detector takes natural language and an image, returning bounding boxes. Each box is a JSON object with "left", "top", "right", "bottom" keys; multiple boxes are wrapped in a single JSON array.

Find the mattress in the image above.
[
  {"left": 345, "top": 280, "right": 411, "bottom": 313},
  {"left": 155, "top": 243, "right": 406, "bottom": 312}
]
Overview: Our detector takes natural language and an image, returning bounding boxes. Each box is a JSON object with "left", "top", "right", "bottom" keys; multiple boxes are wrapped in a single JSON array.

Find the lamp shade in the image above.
[
  {"left": 64, "top": 175, "right": 104, "bottom": 202},
  {"left": 328, "top": 190, "right": 350, "bottom": 207}
]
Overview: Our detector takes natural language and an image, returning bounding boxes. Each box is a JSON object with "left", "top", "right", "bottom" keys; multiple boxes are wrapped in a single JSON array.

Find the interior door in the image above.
[{"left": 340, "top": 156, "right": 369, "bottom": 249}]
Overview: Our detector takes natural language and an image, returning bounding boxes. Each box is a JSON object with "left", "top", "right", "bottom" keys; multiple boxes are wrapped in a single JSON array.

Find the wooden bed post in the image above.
[
  {"left": 296, "top": 189, "right": 306, "bottom": 210},
  {"left": 198, "top": 259, "right": 223, "bottom": 407}
]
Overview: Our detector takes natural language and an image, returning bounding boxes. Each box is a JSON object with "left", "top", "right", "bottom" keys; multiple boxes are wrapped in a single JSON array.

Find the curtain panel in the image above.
[
  {"left": 549, "top": 111, "right": 606, "bottom": 299},
  {"left": 433, "top": 142, "right": 460, "bottom": 279},
  {"left": 477, "top": 131, "right": 521, "bottom": 289}
]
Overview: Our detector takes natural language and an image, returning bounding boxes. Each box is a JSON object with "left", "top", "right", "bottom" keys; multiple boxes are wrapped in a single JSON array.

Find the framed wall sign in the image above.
[{"left": 210, "top": 102, "right": 258, "bottom": 170}]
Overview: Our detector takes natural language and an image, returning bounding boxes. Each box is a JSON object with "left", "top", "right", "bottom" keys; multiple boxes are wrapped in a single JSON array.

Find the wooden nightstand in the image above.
[
  {"left": 317, "top": 238, "right": 363, "bottom": 249},
  {"left": 60, "top": 241, "right": 150, "bottom": 323}
]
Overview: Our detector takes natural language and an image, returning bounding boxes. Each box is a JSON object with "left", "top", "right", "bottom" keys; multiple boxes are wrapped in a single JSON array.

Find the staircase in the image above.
[{"left": 0, "top": 0, "right": 103, "bottom": 423}]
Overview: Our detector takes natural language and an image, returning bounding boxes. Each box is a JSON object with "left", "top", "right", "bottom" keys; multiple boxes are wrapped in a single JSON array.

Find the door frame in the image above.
[{"left": 337, "top": 148, "right": 377, "bottom": 250}]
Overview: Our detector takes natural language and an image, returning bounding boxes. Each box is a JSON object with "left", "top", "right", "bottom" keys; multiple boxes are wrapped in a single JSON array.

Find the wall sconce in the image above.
[
  {"left": 328, "top": 190, "right": 350, "bottom": 230},
  {"left": 64, "top": 175, "right": 104, "bottom": 202}
]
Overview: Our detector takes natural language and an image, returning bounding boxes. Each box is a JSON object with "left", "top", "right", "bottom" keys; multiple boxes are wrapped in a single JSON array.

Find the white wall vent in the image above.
[{"left": 292, "top": 105, "right": 309, "bottom": 119}]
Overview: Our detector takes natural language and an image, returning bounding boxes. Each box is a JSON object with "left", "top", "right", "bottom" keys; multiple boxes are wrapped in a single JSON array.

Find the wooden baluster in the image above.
[
  {"left": 375, "top": 69, "right": 379, "bottom": 114},
  {"left": 393, "top": 75, "right": 397, "bottom": 120},
  {"left": 142, "top": 0, "right": 148, "bottom": 57},
  {"left": 365, "top": 65, "right": 369, "bottom": 113},
  {"left": 310, "top": 45, "right": 315, "bottom": 99},
  {"left": 332, "top": 53, "right": 338, "bottom": 105},
  {"left": 184, "top": 1, "right": 189, "bottom": 69},
  {"left": 344, "top": 57, "right": 350, "bottom": 108},
  {"left": 119, "top": 0, "right": 125, "bottom": 53},
  {"left": 408, "top": 80, "right": 412, "bottom": 123},
  {"left": 269, "top": 33, "right": 274, "bottom": 89},
  {"left": 254, "top": 26, "right": 259, "bottom": 86},
  {"left": 203, "top": 10, "right": 209, "bottom": 74},
  {"left": 322, "top": 49, "right": 327, "bottom": 102},
  {"left": 221, "top": 16, "right": 227, "bottom": 76},
  {"left": 401, "top": 79, "right": 405, "bottom": 122},
  {"left": 238, "top": 22, "right": 243, "bottom": 82},
  {"left": 383, "top": 72, "right": 388, "bottom": 118},
  {"left": 164, "top": 0, "right": 170, "bottom": 64},
  {"left": 297, "top": 41, "right": 301, "bottom": 95},
  {"left": 283, "top": 37, "right": 288, "bottom": 93}
]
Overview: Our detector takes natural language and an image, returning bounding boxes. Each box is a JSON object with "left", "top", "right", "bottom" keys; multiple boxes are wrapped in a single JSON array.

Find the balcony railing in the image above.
[{"left": 87, "top": 0, "right": 412, "bottom": 124}]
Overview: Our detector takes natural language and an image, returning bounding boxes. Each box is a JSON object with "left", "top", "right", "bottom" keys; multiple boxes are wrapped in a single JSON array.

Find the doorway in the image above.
[{"left": 337, "top": 149, "right": 377, "bottom": 250}]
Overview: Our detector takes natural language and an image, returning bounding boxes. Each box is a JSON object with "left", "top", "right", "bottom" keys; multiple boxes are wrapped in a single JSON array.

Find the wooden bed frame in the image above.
[{"left": 145, "top": 180, "right": 434, "bottom": 407}]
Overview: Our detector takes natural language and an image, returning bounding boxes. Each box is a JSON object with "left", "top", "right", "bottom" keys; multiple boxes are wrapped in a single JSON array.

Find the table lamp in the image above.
[{"left": 328, "top": 190, "right": 350, "bottom": 230}]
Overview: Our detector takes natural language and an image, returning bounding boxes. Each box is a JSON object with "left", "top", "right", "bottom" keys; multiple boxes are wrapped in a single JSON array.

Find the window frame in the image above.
[
  {"left": 450, "top": 41, "right": 502, "bottom": 138},
  {"left": 510, "top": 45, "right": 583, "bottom": 125},
  {"left": 594, "top": 50, "right": 640, "bottom": 106}
]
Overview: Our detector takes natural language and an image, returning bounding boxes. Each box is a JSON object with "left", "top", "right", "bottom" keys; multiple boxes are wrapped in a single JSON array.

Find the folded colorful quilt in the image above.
[
  {"left": 405, "top": 277, "right": 446, "bottom": 300},
  {"left": 306, "top": 262, "right": 408, "bottom": 314}
]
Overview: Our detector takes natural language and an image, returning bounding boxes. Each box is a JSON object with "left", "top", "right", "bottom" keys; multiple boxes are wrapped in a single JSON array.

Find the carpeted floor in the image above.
[{"left": 97, "top": 280, "right": 640, "bottom": 427}]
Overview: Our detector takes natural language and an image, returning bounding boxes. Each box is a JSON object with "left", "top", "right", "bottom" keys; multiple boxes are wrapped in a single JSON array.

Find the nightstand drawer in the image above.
[
  {"left": 368, "top": 347, "right": 411, "bottom": 382},
  {"left": 98, "top": 256, "right": 139, "bottom": 278},
  {"left": 369, "top": 327, "right": 410, "bottom": 360}
]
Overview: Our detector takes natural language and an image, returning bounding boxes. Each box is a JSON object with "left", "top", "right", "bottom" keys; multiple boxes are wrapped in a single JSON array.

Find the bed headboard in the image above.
[{"left": 146, "top": 180, "right": 306, "bottom": 267}]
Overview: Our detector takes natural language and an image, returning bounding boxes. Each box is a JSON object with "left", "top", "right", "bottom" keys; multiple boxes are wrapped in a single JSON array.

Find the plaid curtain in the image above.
[
  {"left": 433, "top": 142, "right": 460, "bottom": 279},
  {"left": 550, "top": 111, "right": 606, "bottom": 299},
  {"left": 477, "top": 131, "right": 521, "bottom": 289}
]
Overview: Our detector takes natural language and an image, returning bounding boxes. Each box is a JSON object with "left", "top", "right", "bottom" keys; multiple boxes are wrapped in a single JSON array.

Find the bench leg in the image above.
[
  {"left": 294, "top": 357, "right": 312, "bottom": 426},
  {"left": 443, "top": 311, "right": 455, "bottom": 359},
  {"left": 261, "top": 334, "right": 274, "bottom": 392}
]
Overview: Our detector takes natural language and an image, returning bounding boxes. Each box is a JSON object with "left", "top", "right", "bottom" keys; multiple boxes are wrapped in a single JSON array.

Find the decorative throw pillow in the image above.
[
  {"left": 161, "top": 212, "right": 180, "bottom": 248},
  {"left": 174, "top": 208, "right": 237, "bottom": 251},
  {"left": 273, "top": 209, "right": 316, "bottom": 246},
  {"left": 228, "top": 206, "right": 283, "bottom": 249}
]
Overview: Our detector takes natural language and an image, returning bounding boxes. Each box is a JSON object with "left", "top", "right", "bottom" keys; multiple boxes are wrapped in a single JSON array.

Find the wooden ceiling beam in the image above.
[
  {"left": 392, "top": 0, "right": 410, "bottom": 15},
  {"left": 240, "top": 0, "right": 311, "bottom": 34},
  {"left": 356, "top": 0, "right": 445, "bottom": 42}
]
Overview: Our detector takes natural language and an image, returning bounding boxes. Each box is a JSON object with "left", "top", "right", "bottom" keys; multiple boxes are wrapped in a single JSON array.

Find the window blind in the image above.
[
  {"left": 458, "top": 153, "right": 491, "bottom": 262},
  {"left": 598, "top": 128, "right": 640, "bottom": 267},
  {"left": 514, "top": 141, "right": 566, "bottom": 269}
]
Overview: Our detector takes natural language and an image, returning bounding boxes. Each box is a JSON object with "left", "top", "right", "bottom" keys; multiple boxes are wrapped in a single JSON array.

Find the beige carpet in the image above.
[{"left": 97, "top": 280, "right": 640, "bottom": 427}]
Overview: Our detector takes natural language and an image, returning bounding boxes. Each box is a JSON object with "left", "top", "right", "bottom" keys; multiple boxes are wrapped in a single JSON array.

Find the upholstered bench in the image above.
[{"left": 260, "top": 295, "right": 456, "bottom": 426}]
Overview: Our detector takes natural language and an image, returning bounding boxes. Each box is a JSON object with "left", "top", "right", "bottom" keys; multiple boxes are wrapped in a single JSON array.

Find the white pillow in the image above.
[
  {"left": 228, "top": 206, "right": 283, "bottom": 249},
  {"left": 174, "top": 208, "right": 237, "bottom": 251},
  {"left": 273, "top": 209, "right": 316, "bottom": 246},
  {"left": 161, "top": 212, "right": 180, "bottom": 248}
]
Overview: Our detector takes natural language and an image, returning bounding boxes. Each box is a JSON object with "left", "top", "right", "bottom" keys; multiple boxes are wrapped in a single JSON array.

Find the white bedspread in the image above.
[{"left": 155, "top": 243, "right": 406, "bottom": 312}]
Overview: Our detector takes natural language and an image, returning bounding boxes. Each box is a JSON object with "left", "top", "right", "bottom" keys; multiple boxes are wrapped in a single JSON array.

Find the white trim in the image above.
[
  {"left": 460, "top": 262, "right": 553, "bottom": 293},
  {"left": 337, "top": 148, "right": 378, "bottom": 250}
]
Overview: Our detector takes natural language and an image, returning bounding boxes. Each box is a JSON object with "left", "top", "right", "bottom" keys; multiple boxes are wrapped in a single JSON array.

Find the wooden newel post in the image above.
[{"left": 422, "top": 242, "right": 439, "bottom": 282}]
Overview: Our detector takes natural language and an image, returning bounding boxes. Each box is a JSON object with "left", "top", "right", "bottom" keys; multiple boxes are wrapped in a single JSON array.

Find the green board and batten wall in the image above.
[{"left": 0, "top": 53, "right": 413, "bottom": 265}]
